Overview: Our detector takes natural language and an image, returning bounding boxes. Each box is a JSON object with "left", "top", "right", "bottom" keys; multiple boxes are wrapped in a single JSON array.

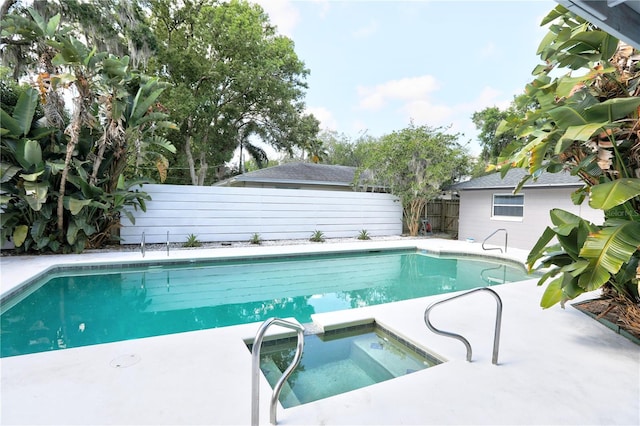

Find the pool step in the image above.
[
  {"left": 261, "top": 357, "right": 301, "bottom": 407},
  {"left": 350, "top": 335, "right": 428, "bottom": 380}
]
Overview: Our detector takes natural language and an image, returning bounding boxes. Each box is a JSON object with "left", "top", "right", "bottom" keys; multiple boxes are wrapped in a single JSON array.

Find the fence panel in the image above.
[
  {"left": 120, "top": 184, "right": 403, "bottom": 244},
  {"left": 425, "top": 199, "right": 459, "bottom": 235}
]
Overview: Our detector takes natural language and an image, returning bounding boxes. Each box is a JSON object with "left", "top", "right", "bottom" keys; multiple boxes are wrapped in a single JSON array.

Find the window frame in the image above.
[{"left": 491, "top": 193, "right": 524, "bottom": 221}]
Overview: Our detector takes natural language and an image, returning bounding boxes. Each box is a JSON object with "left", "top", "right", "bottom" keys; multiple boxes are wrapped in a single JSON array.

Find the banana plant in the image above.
[
  {"left": 1, "top": 8, "right": 175, "bottom": 253},
  {"left": 496, "top": 5, "right": 640, "bottom": 308},
  {"left": 1, "top": 87, "right": 60, "bottom": 250}
]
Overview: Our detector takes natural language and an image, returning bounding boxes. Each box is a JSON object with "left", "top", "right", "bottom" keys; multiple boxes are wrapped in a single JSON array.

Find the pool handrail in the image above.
[
  {"left": 251, "top": 317, "right": 305, "bottom": 426},
  {"left": 141, "top": 231, "right": 145, "bottom": 257},
  {"left": 482, "top": 228, "right": 508, "bottom": 253},
  {"left": 480, "top": 264, "right": 507, "bottom": 286},
  {"left": 424, "top": 287, "right": 503, "bottom": 365}
]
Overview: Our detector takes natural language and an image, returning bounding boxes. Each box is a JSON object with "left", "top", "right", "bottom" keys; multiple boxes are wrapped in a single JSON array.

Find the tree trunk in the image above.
[
  {"left": 184, "top": 116, "right": 199, "bottom": 186},
  {"left": 57, "top": 75, "right": 93, "bottom": 235},
  {"left": 197, "top": 152, "right": 208, "bottom": 186},
  {"left": 405, "top": 198, "right": 425, "bottom": 236}
]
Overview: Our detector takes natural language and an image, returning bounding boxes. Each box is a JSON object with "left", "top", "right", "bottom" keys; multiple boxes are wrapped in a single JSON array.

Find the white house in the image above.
[{"left": 451, "top": 168, "right": 604, "bottom": 250}]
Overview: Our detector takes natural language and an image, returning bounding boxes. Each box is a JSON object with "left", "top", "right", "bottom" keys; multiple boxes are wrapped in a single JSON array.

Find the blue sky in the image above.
[{"left": 254, "top": 0, "right": 558, "bottom": 157}]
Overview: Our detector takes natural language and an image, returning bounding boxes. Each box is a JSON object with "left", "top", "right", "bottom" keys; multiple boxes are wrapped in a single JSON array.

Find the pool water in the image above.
[
  {"left": 0, "top": 249, "right": 532, "bottom": 357},
  {"left": 253, "top": 324, "right": 443, "bottom": 407}
]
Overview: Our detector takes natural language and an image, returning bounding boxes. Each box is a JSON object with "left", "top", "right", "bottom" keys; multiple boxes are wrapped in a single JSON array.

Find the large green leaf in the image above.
[
  {"left": 131, "top": 88, "right": 165, "bottom": 121},
  {"left": 585, "top": 97, "right": 640, "bottom": 123},
  {"left": 12, "top": 225, "right": 28, "bottom": 247},
  {"left": 13, "top": 88, "right": 38, "bottom": 137},
  {"left": 550, "top": 208, "right": 582, "bottom": 229},
  {"left": 45, "top": 13, "right": 61, "bottom": 37},
  {"left": 558, "top": 30, "right": 606, "bottom": 52},
  {"left": 0, "top": 108, "right": 21, "bottom": 136},
  {"left": 561, "top": 122, "right": 606, "bottom": 143},
  {"left": 540, "top": 275, "right": 563, "bottom": 308},
  {"left": 65, "top": 197, "right": 92, "bottom": 215},
  {"left": 1, "top": 163, "right": 21, "bottom": 183},
  {"left": 547, "top": 105, "right": 588, "bottom": 129},
  {"left": 20, "top": 170, "right": 44, "bottom": 182},
  {"left": 16, "top": 139, "right": 43, "bottom": 169},
  {"left": 589, "top": 179, "right": 640, "bottom": 210},
  {"left": 578, "top": 222, "right": 640, "bottom": 290},
  {"left": 23, "top": 181, "right": 48, "bottom": 211}
]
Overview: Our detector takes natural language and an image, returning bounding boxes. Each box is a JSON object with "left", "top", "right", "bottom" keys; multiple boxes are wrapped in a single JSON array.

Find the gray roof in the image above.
[
  {"left": 452, "top": 168, "right": 584, "bottom": 190},
  {"left": 219, "top": 162, "right": 357, "bottom": 187},
  {"left": 556, "top": 1, "right": 640, "bottom": 49}
]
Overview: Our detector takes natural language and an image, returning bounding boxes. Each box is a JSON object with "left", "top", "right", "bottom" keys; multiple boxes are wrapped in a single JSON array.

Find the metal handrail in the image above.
[
  {"left": 166, "top": 230, "right": 170, "bottom": 256},
  {"left": 140, "top": 231, "right": 145, "bottom": 257},
  {"left": 251, "top": 318, "right": 305, "bottom": 426},
  {"left": 480, "top": 264, "right": 507, "bottom": 285},
  {"left": 482, "top": 228, "right": 508, "bottom": 253},
  {"left": 424, "top": 287, "right": 503, "bottom": 365}
]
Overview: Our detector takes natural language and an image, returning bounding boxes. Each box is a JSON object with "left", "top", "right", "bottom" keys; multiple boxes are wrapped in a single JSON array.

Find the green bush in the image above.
[
  {"left": 309, "top": 230, "right": 325, "bottom": 242},
  {"left": 183, "top": 234, "right": 202, "bottom": 248},
  {"left": 358, "top": 229, "right": 370, "bottom": 240}
]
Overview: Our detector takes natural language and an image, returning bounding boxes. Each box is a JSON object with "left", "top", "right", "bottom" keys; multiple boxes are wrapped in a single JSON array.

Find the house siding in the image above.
[
  {"left": 458, "top": 187, "right": 604, "bottom": 250},
  {"left": 120, "top": 184, "right": 402, "bottom": 244}
]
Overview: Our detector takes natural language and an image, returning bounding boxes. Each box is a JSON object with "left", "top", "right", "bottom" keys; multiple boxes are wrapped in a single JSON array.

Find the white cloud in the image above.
[
  {"left": 253, "top": 0, "right": 300, "bottom": 37},
  {"left": 352, "top": 20, "right": 379, "bottom": 39},
  {"left": 357, "top": 75, "right": 440, "bottom": 110},
  {"left": 402, "top": 100, "right": 454, "bottom": 127},
  {"left": 306, "top": 106, "right": 338, "bottom": 131},
  {"left": 457, "top": 86, "right": 510, "bottom": 113}
]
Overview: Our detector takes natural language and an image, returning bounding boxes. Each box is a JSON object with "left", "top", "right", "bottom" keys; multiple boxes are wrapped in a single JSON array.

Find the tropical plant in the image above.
[
  {"left": 250, "top": 232, "right": 262, "bottom": 245},
  {"left": 0, "top": 8, "right": 175, "bottom": 253},
  {"left": 309, "top": 230, "right": 325, "bottom": 242},
  {"left": 356, "top": 123, "right": 470, "bottom": 236},
  {"left": 183, "top": 233, "right": 202, "bottom": 248},
  {"left": 357, "top": 229, "right": 370, "bottom": 240},
  {"left": 495, "top": 5, "right": 640, "bottom": 312}
]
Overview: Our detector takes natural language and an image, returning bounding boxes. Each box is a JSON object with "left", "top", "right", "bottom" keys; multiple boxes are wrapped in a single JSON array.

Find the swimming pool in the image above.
[{"left": 0, "top": 249, "right": 532, "bottom": 357}]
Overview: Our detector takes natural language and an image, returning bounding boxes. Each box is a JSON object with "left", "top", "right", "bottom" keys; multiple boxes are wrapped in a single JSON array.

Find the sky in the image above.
[{"left": 252, "top": 0, "right": 558, "bottom": 158}]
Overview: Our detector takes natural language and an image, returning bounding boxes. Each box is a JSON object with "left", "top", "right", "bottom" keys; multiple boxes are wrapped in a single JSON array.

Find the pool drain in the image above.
[{"left": 110, "top": 354, "right": 141, "bottom": 368}]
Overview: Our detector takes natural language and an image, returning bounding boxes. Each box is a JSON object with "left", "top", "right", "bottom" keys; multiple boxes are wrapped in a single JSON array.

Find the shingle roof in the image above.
[
  {"left": 220, "top": 162, "right": 357, "bottom": 186},
  {"left": 452, "top": 168, "right": 584, "bottom": 190}
]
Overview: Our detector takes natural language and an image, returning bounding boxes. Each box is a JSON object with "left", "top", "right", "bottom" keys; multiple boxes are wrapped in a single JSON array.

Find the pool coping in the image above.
[{"left": 1, "top": 238, "right": 639, "bottom": 425}]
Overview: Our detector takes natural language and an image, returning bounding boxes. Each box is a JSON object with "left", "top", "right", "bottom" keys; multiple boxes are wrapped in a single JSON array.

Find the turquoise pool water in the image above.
[
  {"left": 254, "top": 323, "right": 443, "bottom": 407},
  {"left": 0, "top": 249, "right": 532, "bottom": 357}
]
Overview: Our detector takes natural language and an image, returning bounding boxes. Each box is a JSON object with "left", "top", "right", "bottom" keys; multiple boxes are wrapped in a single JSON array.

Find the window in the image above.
[{"left": 492, "top": 194, "right": 524, "bottom": 219}]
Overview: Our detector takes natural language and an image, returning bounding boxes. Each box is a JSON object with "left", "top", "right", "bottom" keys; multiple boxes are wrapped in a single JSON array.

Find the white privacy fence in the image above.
[{"left": 120, "top": 184, "right": 403, "bottom": 244}]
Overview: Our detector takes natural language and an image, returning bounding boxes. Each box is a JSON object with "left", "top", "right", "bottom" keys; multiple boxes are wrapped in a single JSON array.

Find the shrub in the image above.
[
  {"left": 183, "top": 234, "right": 202, "bottom": 248},
  {"left": 309, "top": 230, "right": 325, "bottom": 242},
  {"left": 358, "top": 229, "right": 371, "bottom": 240}
]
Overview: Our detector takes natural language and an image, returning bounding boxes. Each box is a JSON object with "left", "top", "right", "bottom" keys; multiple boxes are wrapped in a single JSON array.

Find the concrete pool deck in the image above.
[{"left": 1, "top": 238, "right": 639, "bottom": 425}]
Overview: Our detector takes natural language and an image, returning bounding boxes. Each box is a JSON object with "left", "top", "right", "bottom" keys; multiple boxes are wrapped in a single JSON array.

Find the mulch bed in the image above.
[{"left": 573, "top": 297, "right": 640, "bottom": 344}]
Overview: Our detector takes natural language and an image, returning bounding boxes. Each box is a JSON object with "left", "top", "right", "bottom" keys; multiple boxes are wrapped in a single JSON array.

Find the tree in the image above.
[
  {"left": 495, "top": 5, "right": 640, "bottom": 316},
  {"left": 356, "top": 123, "right": 470, "bottom": 236},
  {"left": 322, "top": 130, "right": 378, "bottom": 168},
  {"left": 148, "top": 0, "right": 318, "bottom": 185},
  {"left": 471, "top": 94, "right": 537, "bottom": 177},
  {"left": 472, "top": 106, "right": 512, "bottom": 162}
]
